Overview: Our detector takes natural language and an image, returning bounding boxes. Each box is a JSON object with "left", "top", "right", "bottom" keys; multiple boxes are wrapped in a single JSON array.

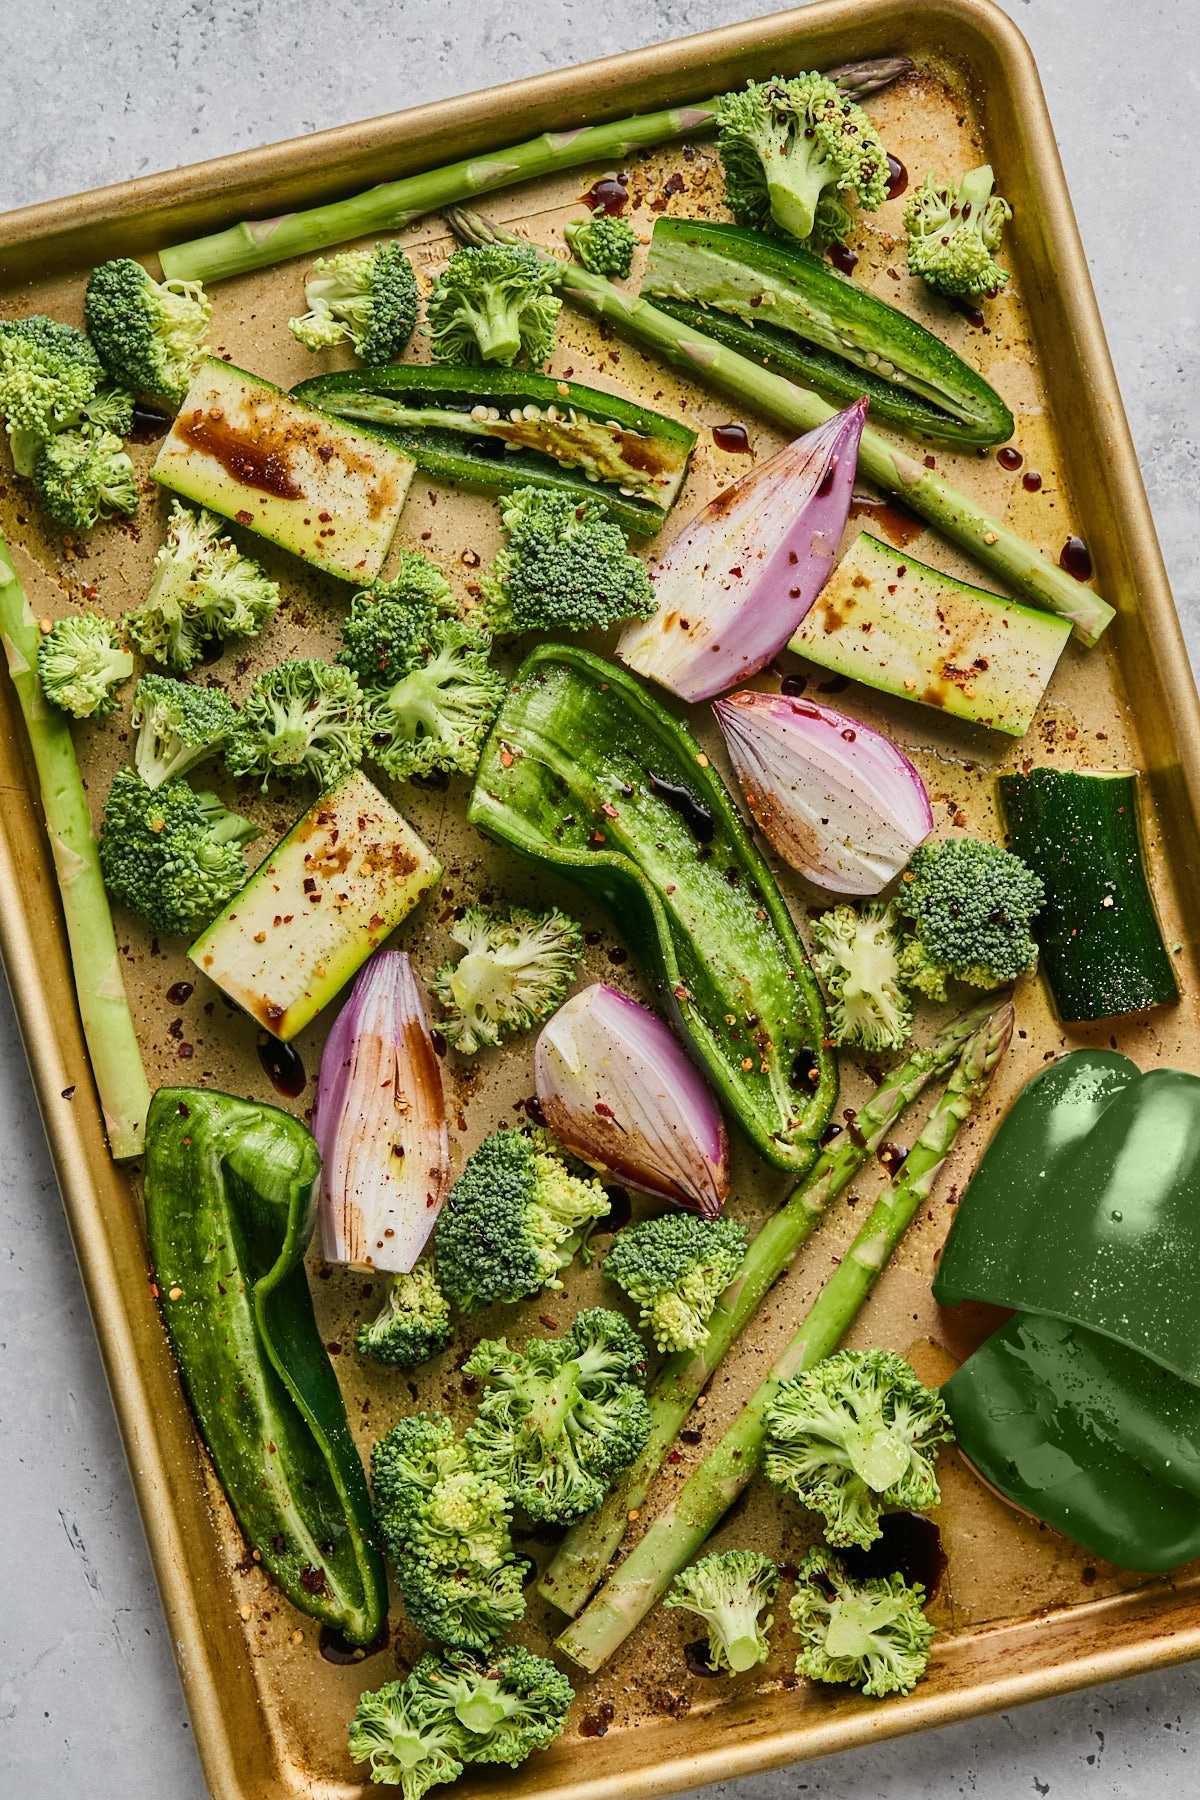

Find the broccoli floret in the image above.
[
  {"left": 464, "top": 1307, "right": 651, "bottom": 1525},
  {"left": 434, "top": 1128, "right": 610, "bottom": 1312},
  {"left": 85, "top": 258, "right": 211, "bottom": 412},
  {"left": 369, "top": 550, "right": 457, "bottom": 617},
  {"left": 126, "top": 500, "right": 280, "bottom": 672},
  {"left": 348, "top": 1662, "right": 468, "bottom": 1797},
  {"left": 131, "top": 673, "right": 238, "bottom": 789},
  {"left": 905, "top": 164, "right": 1012, "bottom": 301},
  {"left": 98, "top": 767, "right": 257, "bottom": 937},
  {"left": 789, "top": 1545, "right": 935, "bottom": 1698},
  {"left": 428, "top": 244, "right": 562, "bottom": 369},
  {"left": 357, "top": 1262, "right": 454, "bottom": 1367},
  {"left": 0, "top": 316, "right": 133, "bottom": 478},
  {"left": 432, "top": 905, "right": 583, "bottom": 1055},
  {"left": 423, "top": 1646, "right": 574, "bottom": 1765},
  {"left": 36, "top": 612, "right": 133, "bottom": 720},
  {"left": 764, "top": 1348, "right": 952, "bottom": 1549},
  {"left": 894, "top": 836, "right": 1044, "bottom": 1000},
  {"left": 663, "top": 1550, "right": 779, "bottom": 1674},
  {"left": 810, "top": 902, "right": 912, "bottom": 1053},
  {"left": 29, "top": 426, "right": 137, "bottom": 531},
  {"left": 289, "top": 242, "right": 420, "bottom": 364},
  {"left": 224, "top": 658, "right": 365, "bottom": 791},
  {"left": 715, "top": 73, "right": 890, "bottom": 244},
  {"left": 603, "top": 1212, "right": 748, "bottom": 1354},
  {"left": 479, "top": 486, "right": 654, "bottom": 636},
  {"left": 565, "top": 211, "right": 638, "bottom": 278}
]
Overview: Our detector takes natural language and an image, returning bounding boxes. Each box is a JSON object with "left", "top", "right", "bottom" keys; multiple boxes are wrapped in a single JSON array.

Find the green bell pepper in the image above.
[{"left": 145, "top": 1087, "right": 388, "bottom": 1643}]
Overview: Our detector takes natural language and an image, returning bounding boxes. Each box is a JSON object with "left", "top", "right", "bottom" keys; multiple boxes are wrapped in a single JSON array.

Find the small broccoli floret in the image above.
[
  {"left": 289, "top": 242, "right": 420, "bottom": 364},
  {"left": 811, "top": 902, "right": 912, "bottom": 1053},
  {"left": 36, "top": 612, "right": 133, "bottom": 720},
  {"left": 894, "top": 836, "right": 1044, "bottom": 1000},
  {"left": 85, "top": 258, "right": 211, "bottom": 412},
  {"left": 224, "top": 658, "right": 365, "bottom": 791},
  {"left": 357, "top": 1262, "right": 454, "bottom": 1367},
  {"left": 789, "top": 1545, "right": 935, "bottom": 1698},
  {"left": 432, "top": 905, "right": 584, "bottom": 1055},
  {"left": 428, "top": 244, "right": 562, "bottom": 368},
  {"left": 0, "top": 316, "right": 131, "bottom": 477},
  {"left": 131, "top": 673, "right": 237, "bottom": 789},
  {"left": 31, "top": 428, "right": 138, "bottom": 530},
  {"left": 905, "top": 164, "right": 1012, "bottom": 301},
  {"left": 565, "top": 211, "right": 638, "bottom": 278},
  {"left": 369, "top": 550, "right": 457, "bottom": 617},
  {"left": 424, "top": 1646, "right": 573, "bottom": 1765},
  {"left": 663, "top": 1550, "right": 779, "bottom": 1674},
  {"left": 434, "top": 1128, "right": 610, "bottom": 1312},
  {"left": 126, "top": 500, "right": 280, "bottom": 672},
  {"left": 716, "top": 73, "right": 890, "bottom": 244},
  {"left": 764, "top": 1348, "right": 952, "bottom": 1549},
  {"left": 604, "top": 1213, "right": 748, "bottom": 1354},
  {"left": 348, "top": 1664, "right": 467, "bottom": 1797},
  {"left": 98, "top": 767, "right": 257, "bottom": 936},
  {"left": 464, "top": 1307, "right": 651, "bottom": 1525},
  {"left": 479, "top": 486, "right": 654, "bottom": 636}
]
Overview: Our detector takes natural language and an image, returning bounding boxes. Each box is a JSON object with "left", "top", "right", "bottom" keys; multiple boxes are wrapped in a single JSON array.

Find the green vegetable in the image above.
[
  {"left": 99, "top": 768, "right": 257, "bottom": 937},
  {"left": 905, "top": 165, "right": 1012, "bottom": 301},
  {"left": 36, "top": 611, "right": 133, "bottom": 719},
  {"left": 289, "top": 241, "right": 419, "bottom": 363},
  {"left": 895, "top": 836, "right": 1044, "bottom": 999},
  {"left": 434, "top": 1127, "right": 610, "bottom": 1312},
  {"left": 464, "top": 1308, "right": 651, "bottom": 1525},
  {"left": 85, "top": 258, "right": 211, "bottom": 412},
  {"left": 357, "top": 1262, "right": 454, "bottom": 1367},
  {"left": 0, "top": 315, "right": 131, "bottom": 475},
  {"left": 432, "top": 904, "right": 584, "bottom": 1054},
  {"left": 999, "top": 767, "right": 1177, "bottom": 1021},
  {"left": 479, "top": 486, "right": 654, "bottom": 635},
  {"left": 293, "top": 363, "right": 695, "bottom": 537},
  {"left": 811, "top": 902, "right": 912, "bottom": 1052},
  {"left": 145, "top": 1087, "right": 387, "bottom": 1641},
  {"left": 469, "top": 644, "right": 836, "bottom": 1172},
  {"left": 126, "top": 499, "right": 280, "bottom": 673},
  {"left": 565, "top": 211, "right": 637, "bottom": 278},
  {"left": 603, "top": 1212, "right": 749, "bottom": 1353},
  {"left": 663, "top": 1550, "right": 778, "bottom": 1674},
  {"left": 0, "top": 533, "right": 150, "bottom": 1158},
  {"left": 32, "top": 428, "right": 138, "bottom": 529},
  {"left": 131, "top": 673, "right": 237, "bottom": 787},
  {"left": 715, "top": 73, "right": 889, "bottom": 243},
  {"left": 764, "top": 1348, "right": 952, "bottom": 1547},
  {"left": 789, "top": 1546, "right": 935, "bottom": 1697},
  {"left": 348, "top": 1660, "right": 467, "bottom": 1798},
  {"left": 428, "top": 244, "right": 561, "bottom": 368},
  {"left": 225, "top": 657, "right": 365, "bottom": 791}
]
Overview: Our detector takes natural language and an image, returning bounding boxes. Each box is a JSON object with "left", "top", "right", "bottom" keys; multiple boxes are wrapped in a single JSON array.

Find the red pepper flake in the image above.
[
  {"left": 601, "top": 801, "right": 619, "bottom": 818},
  {"left": 595, "top": 1101, "right": 615, "bottom": 1118}
]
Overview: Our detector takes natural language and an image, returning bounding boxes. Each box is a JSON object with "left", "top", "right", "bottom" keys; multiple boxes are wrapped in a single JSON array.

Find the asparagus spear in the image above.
[
  {"left": 539, "top": 1000, "right": 998, "bottom": 1618},
  {"left": 0, "top": 534, "right": 150, "bottom": 1159},
  {"left": 158, "top": 58, "right": 912, "bottom": 285},
  {"left": 447, "top": 210, "right": 1114, "bottom": 645},
  {"left": 555, "top": 1000, "right": 1013, "bottom": 1673}
]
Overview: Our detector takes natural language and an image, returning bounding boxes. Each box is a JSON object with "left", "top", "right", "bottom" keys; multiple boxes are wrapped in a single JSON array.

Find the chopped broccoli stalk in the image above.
[
  {"left": 565, "top": 211, "right": 638, "bottom": 278},
  {"left": 789, "top": 1545, "right": 935, "bottom": 1697},
  {"left": 905, "top": 164, "right": 1013, "bottom": 301},
  {"left": 894, "top": 836, "right": 1044, "bottom": 1000},
  {"left": 715, "top": 73, "right": 890, "bottom": 243},
  {"left": 357, "top": 1262, "right": 453, "bottom": 1367},
  {"left": 289, "top": 241, "right": 420, "bottom": 364},
  {"left": 0, "top": 316, "right": 132, "bottom": 477},
  {"left": 36, "top": 612, "right": 133, "bottom": 719},
  {"left": 31, "top": 428, "right": 138, "bottom": 530},
  {"left": 224, "top": 658, "right": 365, "bottom": 791},
  {"left": 764, "top": 1348, "right": 952, "bottom": 1549},
  {"left": 811, "top": 903, "right": 912, "bottom": 1053},
  {"left": 85, "top": 258, "right": 211, "bottom": 412},
  {"left": 603, "top": 1212, "right": 748, "bottom": 1354},
  {"left": 131, "top": 673, "right": 238, "bottom": 789},
  {"left": 126, "top": 499, "right": 280, "bottom": 672},
  {"left": 464, "top": 1307, "right": 651, "bottom": 1525},
  {"left": 432, "top": 905, "right": 584, "bottom": 1055},
  {"left": 479, "top": 486, "right": 655, "bottom": 636},
  {"left": 434, "top": 1128, "right": 610, "bottom": 1311},
  {"left": 663, "top": 1550, "right": 779, "bottom": 1673},
  {"left": 428, "top": 244, "right": 562, "bottom": 368},
  {"left": 99, "top": 767, "right": 257, "bottom": 937}
]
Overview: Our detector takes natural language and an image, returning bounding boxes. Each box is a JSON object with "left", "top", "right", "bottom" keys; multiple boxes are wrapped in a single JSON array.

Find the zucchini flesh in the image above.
[
  {"left": 999, "top": 767, "right": 1178, "bottom": 1020},
  {"left": 642, "top": 217, "right": 1014, "bottom": 447}
]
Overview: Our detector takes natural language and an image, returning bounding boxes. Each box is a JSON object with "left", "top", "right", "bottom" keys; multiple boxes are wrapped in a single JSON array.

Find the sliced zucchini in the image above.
[
  {"left": 790, "top": 532, "right": 1071, "bottom": 737},
  {"left": 153, "top": 358, "right": 416, "bottom": 582}
]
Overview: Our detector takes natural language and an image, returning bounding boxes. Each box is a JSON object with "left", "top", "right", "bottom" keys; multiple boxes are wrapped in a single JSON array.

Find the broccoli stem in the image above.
[
  {"left": 0, "top": 533, "right": 151, "bottom": 1160},
  {"left": 448, "top": 209, "right": 1114, "bottom": 645},
  {"left": 157, "top": 59, "right": 911, "bottom": 285},
  {"left": 554, "top": 999, "right": 1013, "bottom": 1672},
  {"left": 539, "top": 998, "right": 996, "bottom": 1619}
]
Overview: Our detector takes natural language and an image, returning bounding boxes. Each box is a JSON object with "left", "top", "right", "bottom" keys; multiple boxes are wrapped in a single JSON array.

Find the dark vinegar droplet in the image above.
[
  {"left": 257, "top": 1032, "right": 306, "bottom": 1098},
  {"left": 886, "top": 153, "right": 908, "bottom": 200},
  {"left": 840, "top": 1513, "right": 946, "bottom": 1599},
  {"left": 684, "top": 1638, "right": 723, "bottom": 1678},
  {"left": 791, "top": 1046, "right": 820, "bottom": 1088},
  {"left": 128, "top": 406, "right": 169, "bottom": 444},
  {"left": 582, "top": 173, "right": 629, "bottom": 216},
  {"left": 1022, "top": 470, "right": 1043, "bottom": 493},
  {"left": 1060, "top": 535, "right": 1093, "bottom": 581},
  {"left": 601, "top": 1186, "right": 633, "bottom": 1233},
  {"left": 780, "top": 672, "right": 808, "bottom": 697},
  {"left": 997, "top": 446, "right": 1023, "bottom": 471},
  {"left": 951, "top": 297, "right": 986, "bottom": 330},
  {"left": 820, "top": 1121, "right": 844, "bottom": 1145},
  {"left": 828, "top": 243, "right": 859, "bottom": 275},
  {"left": 319, "top": 1621, "right": 391, "bottom": 1664},
  {"left": 646, "top": 771, "right": 716, "bottom": 843},
  {"left": 712, "top": 422, "right": 751, "bottom": 454},
  {"left": 817, "top": 455, "right": 838, "bottom": 498},
  {"left": 165, "top": 980, "right": 194, "bottom": 1005}
]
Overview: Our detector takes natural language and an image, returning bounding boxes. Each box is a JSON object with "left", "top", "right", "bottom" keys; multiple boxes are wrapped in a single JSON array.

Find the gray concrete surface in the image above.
[{"left": 1, "top": 1, "right": 1197, "bottom": 1794}]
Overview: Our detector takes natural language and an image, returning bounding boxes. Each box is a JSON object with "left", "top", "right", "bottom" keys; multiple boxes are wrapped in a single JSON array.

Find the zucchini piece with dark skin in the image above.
[
  {"left": 291, "top": 365, "right": 697, "bottom": 538},
  {"left": 999, "top": 767, "right": 1178, "bottom": 1021},
  {"left": 468, "top": 643, "right": 836, "bottom": 1172},
  {"left": 641, "top": 217, "right": 1014, "bottom": 447},
  {"left": 145, "top": 1087, "right": 388, "bottom": 1644}
]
